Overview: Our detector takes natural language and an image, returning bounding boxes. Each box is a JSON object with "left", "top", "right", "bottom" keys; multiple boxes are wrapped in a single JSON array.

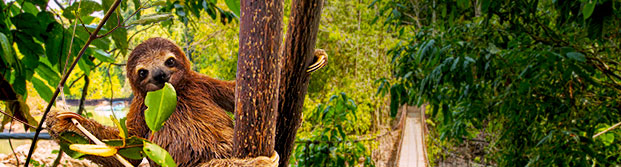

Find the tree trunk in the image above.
[
  {"left": 275, "top": 0, "right": 324, "bottom": 166},
  {"left": 233, "top": 0, "right": 284, "bottom": 158}
]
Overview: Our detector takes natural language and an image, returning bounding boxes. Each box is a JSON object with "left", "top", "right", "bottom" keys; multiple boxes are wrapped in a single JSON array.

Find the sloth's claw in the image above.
[
  {"left": 56, "top": 111, "right": 85, "bottom": 123},
  {"left": 306, "top": 49, "right": 328, "bottom": 73}
]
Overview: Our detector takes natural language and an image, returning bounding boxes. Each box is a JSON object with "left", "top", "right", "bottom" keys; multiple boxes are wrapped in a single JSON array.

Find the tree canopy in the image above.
[{"left": 380, "top": 0, "right": 621, "bottom": 165}]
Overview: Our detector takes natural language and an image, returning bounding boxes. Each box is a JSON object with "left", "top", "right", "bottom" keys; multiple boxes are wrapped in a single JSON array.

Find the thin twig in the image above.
[
  {"left": 52, "top": 0, "right": 65, "bottom": 10},
  {"left": 51, "top": 150, "right": 63, "bottom": 167},
  {"left": 127, "top": 24, "right": 156, "bottom": 42},
  {"left": 77, "top": 14, "right": 93, "bottom": 36},
  {"left": 8, "top": 121, "right": 19, "bottom": 166},
  {"left": 24, "top": 0, "right": 123, "bottom": 165},
  {"left": 96, "top": 12, "right": 122, "bottom": 38},
  {"left": 0, "top": 109, "right": 36, "bottom": 129},
  {"left": 77, "top": 75, "right": 89, "bottom": 115},
  {"left": 593, "top": 121, "right": 621, "bottom": 138}
]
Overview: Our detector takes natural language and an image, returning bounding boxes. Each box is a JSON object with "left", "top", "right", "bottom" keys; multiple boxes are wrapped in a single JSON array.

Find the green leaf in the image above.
[
  {"left": 37, "top": 12, "right": 56, "bottom": 28},
  {"left": 126, "top": 13, "right": 174, "bottom": 26},
  {"left": 143, "top": 142, "right": 176, "bottom": 167},
  {"left": 58, "top": 132, "right": 90, "bottom": 158},
  {"left": 62, "top": 0, "right": 102, "bottom": 19},
  {"left": 44, "top": 23, "right": 67, "bottom": 66},
  {"left": 103, "top": 136, "right": 145, "bottom": 160},
  {"left": 21, "top": 2, "right": 39, "bottom": 15},
  {"left": 566, "top": 52, "right": 586, "bottom": 62},
  {"left": 11, "top": 13, "right": 42, "bottom": 38},
  {"left": 132, "top": 0, "right": 142, "bottom": 18},
  {"left": 0, "top": 32, "right": 15, "bottom": 66},
  {"left": 14, "top": 32, "right": 43, "bottom": 70},
  {"left": 224, "top": 0, "right": 240, "bottom": 17},
  {"left": 93, "top": 49, "right": 115, "bottom": 62},
  {"left": 31, "top": 77, "right": 53, "bottom": 102},
  {"left": 77, "top": 56, "right": 92, "bottom": 76},
  {"left": 35, "top": 63, "right": 60, "bottom": 87},
  {"left": 144, "top": 82, "right": 177, "bottom": 132},
  {"left": 582, "top": 0, "right": 596, "bottom": 19}
]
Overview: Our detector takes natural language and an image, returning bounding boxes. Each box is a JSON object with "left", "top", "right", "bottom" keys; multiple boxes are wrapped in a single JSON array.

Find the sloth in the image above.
[{"left": 46, "top": 37, "right": 327, "bottom": 166}]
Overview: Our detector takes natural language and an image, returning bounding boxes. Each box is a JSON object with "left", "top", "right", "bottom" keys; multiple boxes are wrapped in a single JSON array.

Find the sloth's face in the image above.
[{"left": 132, "top": 50, "right": 184, "bottom": 92}]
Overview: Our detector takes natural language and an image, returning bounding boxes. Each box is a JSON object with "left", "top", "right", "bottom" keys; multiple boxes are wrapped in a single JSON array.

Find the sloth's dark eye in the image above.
[
  {"left": 165, "top": 58, "right": 176, "bottom": 67},
  {"left": 138, "top": 69, "right": 148, "bottom": 78}
]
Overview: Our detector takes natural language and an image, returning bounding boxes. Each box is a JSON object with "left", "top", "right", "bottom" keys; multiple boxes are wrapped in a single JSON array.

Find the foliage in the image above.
[
  {"left": 294, "top": 93, "right": 374, "bottom": 166},
  {"left": 144, "top": 82, "right": 177, "bottom": 132},
  {"left": 378, "top": 0, "right": 621, "bottom": 165},
  {"left": 60, "top": 82, "right": 178, "bottom": 166}
]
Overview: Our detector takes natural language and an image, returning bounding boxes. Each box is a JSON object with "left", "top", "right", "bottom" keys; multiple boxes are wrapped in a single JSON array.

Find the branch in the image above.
[
  {"left": 77, "top": 75, "right": 89, "bottom": 115},
  {"left": 274, "top": 0, "right": 325, "bottom": 166},
  {"left": 593, "top": 121, "right": 621, "bottom": 138},
  {"left": 24, "top": 0, "right": 123, "bottom": 166},
  {"left": 0, "top": 109, "right": 36, "bottom": 129}
]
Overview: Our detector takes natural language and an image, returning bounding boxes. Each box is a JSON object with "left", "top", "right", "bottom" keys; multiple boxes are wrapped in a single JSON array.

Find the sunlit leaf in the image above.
[
  {"left": 69, "top": 144, "right": 117, "bottom": 157},
  {"left": 93, "top": 49, "right": 115, "bottom": 62},
  {"left": 127, "top": 13, "right": 174, "bottom": 26},
  {"left": 143, "top": 141, "right": 176, "bottom": 167},
  {"left": 58, "top": 132, "right": 90, "bottom": 158},
  {"left": 224, "top": 0, "right": 240, "bottom": 17},
  {"left": 0, "top": 32, "right": 15, "bottom": 66},
  {"left": 31, "top": 77, "right": 53, "bottom": 103},
  {"left": 144, "top": 82, "right": 177, "bottom": 132}
]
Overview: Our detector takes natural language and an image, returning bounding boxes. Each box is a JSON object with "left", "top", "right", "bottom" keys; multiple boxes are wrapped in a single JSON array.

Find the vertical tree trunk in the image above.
[
  {"left": 275, "top": 0, "right": 324, "bottom": 166},
  {"left": 234, "top": 0, "right": 284, "bottom": 158}
]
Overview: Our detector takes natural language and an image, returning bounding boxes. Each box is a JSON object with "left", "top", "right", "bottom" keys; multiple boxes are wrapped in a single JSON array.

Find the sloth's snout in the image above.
[{"left": 152, "top": 69, "right": 170, "bottom": 84}]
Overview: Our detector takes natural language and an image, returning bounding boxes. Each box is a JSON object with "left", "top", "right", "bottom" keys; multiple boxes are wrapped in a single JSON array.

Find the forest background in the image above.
[{"left": 1, "top": 0, "right": 621, "bottom": 166}]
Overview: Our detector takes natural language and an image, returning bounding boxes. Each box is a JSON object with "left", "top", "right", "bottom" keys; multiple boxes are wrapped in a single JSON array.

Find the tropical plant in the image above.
[
  {"left": 294, "top": 93, "right": 374, "bottom": 166},
  {"left": 378, "top": 0, "right": 621, "bottom": 165}
]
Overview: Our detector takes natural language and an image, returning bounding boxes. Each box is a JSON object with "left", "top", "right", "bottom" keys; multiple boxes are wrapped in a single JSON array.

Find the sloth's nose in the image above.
[{"left": 152, "top": 69, "right": 170, "bottom": 84}]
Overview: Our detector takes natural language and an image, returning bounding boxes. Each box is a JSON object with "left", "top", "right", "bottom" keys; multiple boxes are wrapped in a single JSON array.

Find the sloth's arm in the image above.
[{"left": 46, "top": 110, "right": 143, "bottom": 167}]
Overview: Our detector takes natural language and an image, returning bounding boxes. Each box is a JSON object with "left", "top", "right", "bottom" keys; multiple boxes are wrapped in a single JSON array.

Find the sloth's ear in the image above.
[{"left": 306, "top": 49, "right": 328, "bottom": 73}]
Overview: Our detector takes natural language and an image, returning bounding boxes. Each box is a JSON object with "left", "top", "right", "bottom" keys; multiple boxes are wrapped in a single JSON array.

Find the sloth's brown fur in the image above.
[{"left": 47, "top": 37, "right": 236, "bottom": 166}]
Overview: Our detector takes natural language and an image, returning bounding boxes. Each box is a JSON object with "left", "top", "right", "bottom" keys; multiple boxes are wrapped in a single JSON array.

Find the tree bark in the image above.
[
  {"left": 233, "top": 0, "right": 284, "bottom": 158},
  {"left": 275, "top": 0, "right": 324, "bottom": 166}
]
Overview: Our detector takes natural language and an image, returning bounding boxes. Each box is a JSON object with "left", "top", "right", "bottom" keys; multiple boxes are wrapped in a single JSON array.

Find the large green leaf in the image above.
[
  {"left": 37, "top": 12, "right": 56, "bottom": 29},
  {"left": 0, "top": 32, "right": 15, "bottom": 66},
  {"left": 77, "top": 55, "right": 92, "bottom": 76},
  {"left": 14, "top": 31, "right": 43, "bottom": 70},
  {"left": 582, "top": 0, "right": 596, "bottom": 19},
  {"left": 143, "top": 141, "right": 176, "bottom": 167},
  {"left": 44, "top": 22, "right": 66, "bottom": 66},
  {"left": 10, "top": 13, "right": 42, "bottom": 38},
  {"left": 62, "top": 0, "right": 103, "bottom": 19},
  {"left": 31, "top": 77, "right": 53, "bottom": 102},
  {"left": 58, "top": 132, "right": 90, "bottom": 159},
  {"left": 34, "top": 63, "right": 60, "bottom": 87},
  {"left": 21, "top": 2, "right": 38, "bottom": 15},
  {"left": 93, "top": 49, "right": 115, "bottom": 63},
  {"left": 144, "top": 82, "right": 177, "bottom": 132},
  {"left": 224, "top": 0, "right": 240, "bottom": 17}
]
